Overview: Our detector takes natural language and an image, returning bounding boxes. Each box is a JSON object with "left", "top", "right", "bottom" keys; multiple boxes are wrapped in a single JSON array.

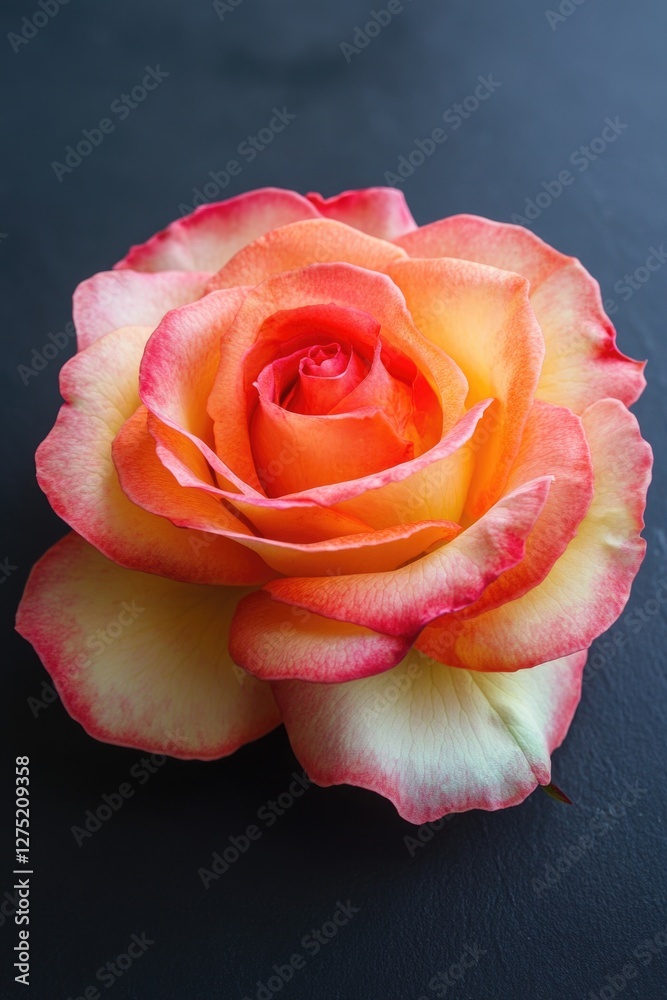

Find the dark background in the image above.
[{"left": 2, "top": 0, "right": 666, "bottom": 998}]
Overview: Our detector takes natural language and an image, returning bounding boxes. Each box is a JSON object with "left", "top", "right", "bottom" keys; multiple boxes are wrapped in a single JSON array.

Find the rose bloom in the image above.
[{"left": 17, "top": 187, "right": 651, "bottom": 823}]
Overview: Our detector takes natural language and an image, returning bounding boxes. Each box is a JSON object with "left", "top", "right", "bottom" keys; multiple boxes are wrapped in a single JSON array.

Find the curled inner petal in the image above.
[{"left": 245, "top": 302, "right": 442, "bottom": 495}]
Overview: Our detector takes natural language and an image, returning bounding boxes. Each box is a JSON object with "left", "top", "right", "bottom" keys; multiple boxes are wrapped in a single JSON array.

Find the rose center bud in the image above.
[{"left": 247, "top": 304, "right": 442, "bottom": 497}]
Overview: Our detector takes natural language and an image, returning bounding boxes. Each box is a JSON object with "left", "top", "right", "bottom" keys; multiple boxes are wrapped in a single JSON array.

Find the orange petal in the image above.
[
  {"left": 417, "top": 399, "right": 652, "bottom": 670},
  {"left": 251, "top": 399, "right": 414, "bottom": 495},
  {"left": 113, "top": 406, "right": 273, "bottom": 585},
  {"left": 116, "top": 406, "right": 459, "bottom": 575},
  {"left": 265, "top": 476, "right": 551, "bottom": 636},
  {"left": 207, "top": 263, "right": 467, "bottom": 491},
  {"left": 449, "top": 399, "right": 594, "bottom": 619},
  {"left": 386, "top": 256, "right": 544, "bottom": 520},
  {"left": 207, "top": 218, "right": 407, "bottom": 291},
  {"left": 396, "top": 214, "right": 646, "bottom": 414}
]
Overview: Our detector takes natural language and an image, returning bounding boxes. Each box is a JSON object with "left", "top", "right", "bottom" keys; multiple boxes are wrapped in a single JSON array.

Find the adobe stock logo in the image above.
[
  {"left": 545, "top": 0, "right": 589, "bottom": 31},
  {"left": 340, "top": 1, "right": 413, "bottom": 63},
  {"left": 17, "top": 321, "right": 75, "bottom": 385},
  {"left": 7, "top": 0, "right": 71, "bottom": 54},
  {"left": 510, "top": 117, "right": 628, "bottom": 226},
  {"left": 51, "top": 66, "right": 169, "bottom": 182}
]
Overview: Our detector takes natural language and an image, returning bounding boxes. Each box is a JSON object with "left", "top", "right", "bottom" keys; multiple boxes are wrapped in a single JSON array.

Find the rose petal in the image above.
[
  {"left": 306, "top": 187, "right": 417, "bottom": 240},
  {"left": 418, "top": 399, "right": 652, "bottom": 670},
  {"left": 150, "top": 419, "right": 377, "bottom": 543},
  {"left": 115, "top": 187, "right": 320, "bottom": 272},
  {"left": 207, "top": 218, "right": 407, "bottom": 291},
  {"left": 272, "top": 646, "right": 587, "bottom": 823},
  {"left": 451, "top": 399, "right": 594, "bottom": 618},
  {"left": 327, "top": 339, "right": 434, "bottom": 453},
  {"left": 229, "top": 591, "right": 411, "bottom": 683},
  {"left": 36, "top": 325, "right": 263, "bottom": 584},
  {"left": 152, "top": 401, "right": 487, "bottom": 544},
  {"left": 331, "top": 400, "right": 488, "bottom": 527},
  {"left": 113, "top": 406, "right": 273, "bottom": 584},
  {"left": 264, "top": 476, "right": 552, "bottom": 636},
  {"left": 73, "top": 270, "right": 211, "bottom": 352},
  {"left": 385, "top": 256, "right": 545, "bottom": 521},
  {"left": 396, "top": 214, "right": 646, "bottom": 413},
  {"left": 16, "top": 533, "right": 281, "bottom": 759},
  {"left": 252, "top": 399, "right": 414, "bottom": 496},
  {"left": 280, "top": 343, "right": 369, "bottom": 415},
  {"left": 139, "top": 286, "right": 257, "bottom": 495},
  {"left": 117, "top": 407, "right": 461, "bottom": 574},
  {"left": 207, "top": 263, "right": 467, "bottom": 492}
]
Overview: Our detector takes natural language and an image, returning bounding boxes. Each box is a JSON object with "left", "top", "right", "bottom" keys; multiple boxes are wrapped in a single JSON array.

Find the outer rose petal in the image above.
[
  {"left": 272, "top": 647, "right": 587, "bottom": 823},
  {"left": 207, "top": 218, "right": 407, "bottom": 291},
  {"left": 396, "top": 215, "right": 646, "bottom": 413},
  {"left": 386, "top": 257, "right": 544, "bottom": 519},
  {"left": 115, "top": 188, "right": 320, "bottom": 272},
  {"left": 418, "top": 399, "right": 652, "bottom": 671},
  {"left": 306, "top": 188, "right": 417, "bottom": 241},
  {"left": 15, "top": 534, "right": 281, "bottom": 759},
  {"left": 229, "top": 591, "right": 412, "bottom": 683},
  {"left": 73, "top": 270, "right": 211, "bottom": 352},
  {"left": 36, "top": 325, "right": 266, "bottom": 585},
  {"left": 265, "top": 476, "right": 552, "bottom": 637}
]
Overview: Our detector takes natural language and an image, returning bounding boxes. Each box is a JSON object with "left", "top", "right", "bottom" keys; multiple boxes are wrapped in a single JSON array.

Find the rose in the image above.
[{"left": 16, "top": 187, "right": 651, "bottom": 823}]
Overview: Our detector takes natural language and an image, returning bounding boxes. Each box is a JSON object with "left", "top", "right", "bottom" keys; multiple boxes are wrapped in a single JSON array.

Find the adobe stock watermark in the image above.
[
  {"left": 240, "top": 900, "right": 360, "bottom": 1000},
  {"left": 27, "top": 679, "right": 59, "bottom": 718},
  {"left": 0, "top": 556, "right": 18, "bottom": 584},
  {"left": 416, "top": 943, "right": 487, "bottom": 999},
  {"left": 8, "top": 0, "right": 71, "bottom": 54},
  {"left": 531, "top": 779, "right": 648, "bottom": 895},
  {"left": 84, "top": 599, "right": 145, "bottom": 659},
  {"left": 17, "top": 320, "right": 75, "bottom": 385},
  {"left": 64, "top": 932, "right": 155, "bottom": 999},
  {"left": 583, "top": 579, "right": 667, "bottom": 686},
  {"left": 198, "top": 771, "right": 311, "bottom": 888},
  {"left": 510, "top": 116, "right": 628, "bottom": 226},
  {"left": 588, "top": 923, "right": 667, "bottom": 999},
  {"left": 213, "top": 0, "right": 245, "bottom": 20},
  {"left": 545, "top": 0, "right": 590, "bottom": 31},
  {"left": 178, "top": 107, "right": 296, "bottom": 215},
  {"left": 340, "top": 0, "right": 414, "bottom": 63},
  {"left": 0, "top": 885, "right": 22, "bottom": 930},
  {"left": 404, "top": 814, "right": 454, "bottom": 858},
  {"left": 51, "top": 66, "right": 170, "bottom": 182},
  {"left": 384, "top": 75, "right": 501, "bottom": 186},
  {"left": 604, "top": 245, "right": 667, "bottom": 316},
  {"left": 71, "top": 754, "right": 167, "bottom": 846}
]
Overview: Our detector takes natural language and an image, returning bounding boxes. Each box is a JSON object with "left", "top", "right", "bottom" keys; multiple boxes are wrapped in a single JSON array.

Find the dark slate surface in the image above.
[{"left": 1, "top": 0, "right": 666, "bottom": 997}]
